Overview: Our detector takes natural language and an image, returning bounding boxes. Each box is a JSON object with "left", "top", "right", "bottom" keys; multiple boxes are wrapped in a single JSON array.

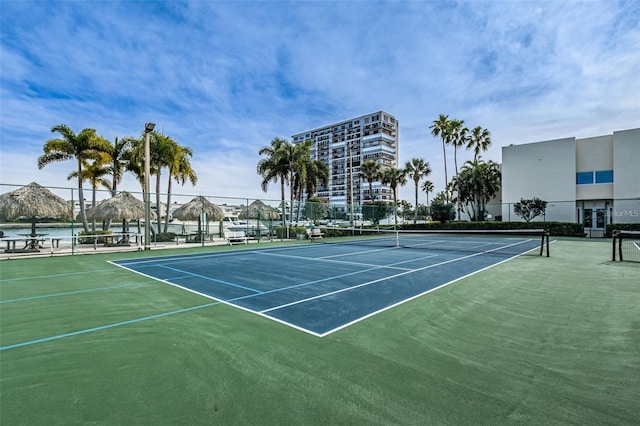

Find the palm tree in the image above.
[
  {"left": 292, "top": 154, "right": 327, "bottom": 223},
  {"left": 164, "top": 144, "right": 197, "bottom": 232},
  {"left": 447, "top": 119, "right": 467, "bottom": 179},
  {"left": 67, "top": 155, "right": 111, "bottom": 231},
  {"left": 359, "top": 159, "right": 383, "bottom": 201},
  {"left": 429, "top": 114, "right": 450, "bottom": 202},
  {"left": 447, "top": 119, "right": 468, "bottom": 220},
  {"left": 258, "top": 137, "right": 289, "bottom": 212},
  {"left": 380, "top": 167, "right": 407, "bottom": 225},
  {"left": 105, "top": 136, "right": 133, "bottom": 197},
  {"left": 404, "top": 158, "right": 432, "bottom": 224},
  {"left": 452, "top": 159, "right": 501, "bottom": 221},
  {"left": 149, "top": 132, "right": 176, "bottom": 230},
  {"left": 304, "top": 159, "right": 329, "bottom": 199},
  {"left": 38, "top": 124, "right": 110, "bottom": 232},
  {"left": 421, "top": 180, "right": 434, "bottom": 205},
  {"left": 284, "top": 140, "right": 313, "bottom": 219},
  {"left": 467, "top": 126, "right": 492, "bottom": 162}
]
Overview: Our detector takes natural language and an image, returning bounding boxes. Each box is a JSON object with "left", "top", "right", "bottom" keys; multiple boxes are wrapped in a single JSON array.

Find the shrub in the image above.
[
  {"left": 275, "top": 226, "right": 308, "bottom": 239},
  {"left": 77, "top": 230, "right": 113, "bottom": 244},
  {"left": 605, "top": 223, "right": 640, "bottom": 237},
  {"left": 155, "top": 232, "right": 176, "bottom": 242}
]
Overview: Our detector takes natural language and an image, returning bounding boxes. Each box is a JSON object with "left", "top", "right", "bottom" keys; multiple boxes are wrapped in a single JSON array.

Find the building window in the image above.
[
  {"left": 576, "top": 172, "right": 594, "bottom": 185},
  {"left": 595, "top": 170, "right": 613, "bottom": 183},
  {"left": 577, "top": 170, "right": 614, "bottom": 185}
]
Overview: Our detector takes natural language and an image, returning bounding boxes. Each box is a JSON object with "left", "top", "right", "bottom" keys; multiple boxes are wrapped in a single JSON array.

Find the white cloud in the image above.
[{"left": 1, "top": 0, "right": 638, "bottom": 207}]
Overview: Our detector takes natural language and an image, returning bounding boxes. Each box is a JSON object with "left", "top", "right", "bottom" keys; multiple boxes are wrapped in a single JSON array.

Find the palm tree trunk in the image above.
[
  {"left": 164, "top": 176, "right": 173, "bottom": 233},
  {"left": 414, "top": 180, "right": 418, "bottom": 224},
  {"left": 442, "top": 140, "right": 448, "bottom": 202},
  {"left": 77, "top": 158, "right": 89, "bottom": 232},
  {"left": 154, "top": 173, "right": 162, "bottom": 236},
  {"left": 91, "top": 185, "right": 97, "bottom": 232}
]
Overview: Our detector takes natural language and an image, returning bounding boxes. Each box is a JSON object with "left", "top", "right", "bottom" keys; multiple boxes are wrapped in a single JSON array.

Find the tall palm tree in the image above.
[
  {"left": 67, "top": 154, "right": 111, "bottom": 231},
  {"left": 258, "top": 137, "right": 290, "bottom": 214},
  {"left": 304, "top": 159, "right": 329, "bottom": 199},
  {"left": 447, "top": 119, "right": 467, "bottom": 179},
  {"left": 447, "top": 119, "right": 468, "bottom": 220},
  {"left": 381, "top": 167, "right": 407, "bottom": 225},
  {"left": 38, "top": 124, "right": 110, "bottom": 232},
  {"left": 292, "top": 153, "right": 326, "bottom": 223},
  {"left": 404, "top": 158, "right": 432, "bottom": 224},
  {"left": 149, "top": 132, "right": 176, "bottom": 229},
  {"left": 284, "top": 140, "right": 313, "bottom": 218},
  {"left": 467, "top": 126, "right": 492, "bottom": 162},
  {"left": 164, "top": 144, "right": 197, "bottom": 232},
  {"left": 429, "top": 114, "right": 450, "bottom": 202},
  {"left": 359, "top": 159, "right": 383, "bottom": 201},
  {"left": 421, "top": 180, "right": 434, "bottom": 205},
  {"left": 105, "top": 136, "right": 133, "bottom": 196}
]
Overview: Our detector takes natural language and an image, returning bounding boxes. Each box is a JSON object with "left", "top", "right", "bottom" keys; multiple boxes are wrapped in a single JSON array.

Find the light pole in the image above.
[{"left": 144, "top": 122, "right": 155, "bottom": 250}]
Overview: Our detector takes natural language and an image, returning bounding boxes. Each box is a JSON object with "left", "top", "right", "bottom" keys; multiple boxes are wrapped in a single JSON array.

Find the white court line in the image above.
[
  {"left": 260, "top": 239, "right": 533, "bottom": 315},
  {"left": 254, "top": 249, "right": 435, "bottom": 271}
]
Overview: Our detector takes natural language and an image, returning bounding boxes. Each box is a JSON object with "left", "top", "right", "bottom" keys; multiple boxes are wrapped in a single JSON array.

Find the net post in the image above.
[
  {"left": 546, "top": 230, "right": 550, "bottom": 257},
  {"left": 612, "top": 231, "right": 617, "bottom": 261},
  {"left": 618, "top": 231, "right": 623, "bottom": 261}
]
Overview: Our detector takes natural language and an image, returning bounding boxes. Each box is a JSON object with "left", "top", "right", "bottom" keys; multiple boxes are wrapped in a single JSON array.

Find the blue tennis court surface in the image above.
[{"left": 111, "top": 237, "right": 542, "bottom": 336}]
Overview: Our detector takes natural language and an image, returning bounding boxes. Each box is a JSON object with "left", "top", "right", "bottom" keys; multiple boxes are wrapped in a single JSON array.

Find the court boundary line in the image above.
[
  {"left": 0, "top": 268, "right": 116, "bottom": 283},
  {"left": 253, "top": 249, "right": 424, "bottom": 271},
  {"left": 260, "top": 242, "right": 528, "bottom": 315},
  {"left": 2, "top": 241, "right": 542, "bottom": 350},
  {"left": 111, "top": 239, "right": 537, "bottom": 337},
  {"left": 0, "top": 281, "right": 157, "bottom": 304},
  {"left": 0, "top": 302, "right": 219, "bottom": 351},
  {"left": 316, "top": 251, "right": 528, "bottom": 336}
]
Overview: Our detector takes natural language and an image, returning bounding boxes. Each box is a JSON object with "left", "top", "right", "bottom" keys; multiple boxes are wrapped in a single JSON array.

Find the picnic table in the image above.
[{"left": 2, "top": 233, "right": 48, "bottom": 252}]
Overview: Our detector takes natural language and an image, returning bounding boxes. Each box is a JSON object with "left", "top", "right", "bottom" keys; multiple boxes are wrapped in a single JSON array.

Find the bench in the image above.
[
  {"left": 224, "top": 231, "right": 248, "bottom": 245},
  {"left": 308, "top": 228, "right": 324, "bottom": 241}
]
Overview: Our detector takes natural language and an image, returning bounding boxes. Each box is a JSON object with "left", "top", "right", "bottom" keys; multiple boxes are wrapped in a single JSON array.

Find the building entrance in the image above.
[{"left": 581, "top": 201, "right": 609, "bottom": 237}]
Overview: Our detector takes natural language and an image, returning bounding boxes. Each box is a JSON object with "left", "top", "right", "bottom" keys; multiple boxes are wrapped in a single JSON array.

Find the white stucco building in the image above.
[{"left": 501, "top": 128, "right": 639, "bottom": 235}]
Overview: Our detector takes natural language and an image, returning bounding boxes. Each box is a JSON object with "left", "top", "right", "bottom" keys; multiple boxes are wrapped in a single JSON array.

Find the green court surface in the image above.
[{"left": 1, "top": 239, "right": 638, "bottom": 425}]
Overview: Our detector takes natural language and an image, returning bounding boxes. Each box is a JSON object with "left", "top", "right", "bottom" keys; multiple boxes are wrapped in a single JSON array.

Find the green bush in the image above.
[
  {"left": 275, "top": 226, "right": 308, "bottom": 239},
  {"left": 397, "top": 221, "right": 584, "bottom": 237},
  {"left": 77, "top": 230, "right": 113, "bottom": 244},
  {"left": 605, "top": 223, "right": 640, "bottom": 237},
  {"left": 155, "top": 232, "right": 176, "bottom": 242}
]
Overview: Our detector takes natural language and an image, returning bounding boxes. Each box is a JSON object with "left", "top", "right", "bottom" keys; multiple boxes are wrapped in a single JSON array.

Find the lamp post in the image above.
[{"left": 144, "top": 122, "right": 155, "bottom": 250}]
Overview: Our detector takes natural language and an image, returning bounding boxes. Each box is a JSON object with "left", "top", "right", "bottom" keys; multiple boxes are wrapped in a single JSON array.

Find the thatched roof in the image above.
[
  {"left": 238, "top": 199, "right": 281, "bottom": 220},
  {"left": 0, "top": 182, "right": 70, "bottom": 220},
  {"left": 172, "top": 196, "right": 224, "bottom": 221},
  {"left": 86, "top": 192, "right": 155, "bottom": 221}
]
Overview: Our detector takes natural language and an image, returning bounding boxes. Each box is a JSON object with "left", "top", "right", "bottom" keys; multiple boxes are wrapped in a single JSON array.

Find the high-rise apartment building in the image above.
[{"left": 292, "top": 111, "right": 399, "bottom": 206}]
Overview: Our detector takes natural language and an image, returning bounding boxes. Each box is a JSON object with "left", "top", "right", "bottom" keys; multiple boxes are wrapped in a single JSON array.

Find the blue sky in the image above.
[{"left": 1, "top": 0, "right": 638, "bottom": 205}]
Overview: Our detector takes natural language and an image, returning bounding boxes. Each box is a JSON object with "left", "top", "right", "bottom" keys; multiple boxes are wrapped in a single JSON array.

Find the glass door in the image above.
[{"left": 584, "top": 208, "right": 593, "bottom": 228}]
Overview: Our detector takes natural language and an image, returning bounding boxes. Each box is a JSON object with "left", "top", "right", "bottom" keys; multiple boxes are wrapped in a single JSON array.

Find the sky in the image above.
[{"left": 1, "top": 0, "right": 639, "bottom": 207}]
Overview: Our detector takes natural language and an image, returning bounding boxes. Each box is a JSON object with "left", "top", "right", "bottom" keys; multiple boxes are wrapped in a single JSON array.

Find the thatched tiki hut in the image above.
[
  {"left": 172, "top": 196, "right": 224, "bottom": 242},
  {"left": 238, "top": 200, "right": 281, "bottom": 221},
  {"left": 86, "top": 192, "right": 153, "bottom": 244},
  {"left": 0, "top": 182, "right": 70, "bottom": 236}
]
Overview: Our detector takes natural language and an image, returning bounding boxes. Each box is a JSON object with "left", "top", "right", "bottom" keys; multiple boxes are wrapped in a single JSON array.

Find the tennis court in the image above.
[
  {"left": 1, "top": 237, "right": 638, "bottom": 425},
  {"left": 112, "top": 231, "right": 546, "bottom": 336}
]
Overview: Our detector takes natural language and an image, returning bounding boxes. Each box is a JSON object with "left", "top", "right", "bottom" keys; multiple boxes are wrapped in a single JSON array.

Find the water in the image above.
[{"left": 0, "top": 223, "right": 194, "bottom": 238}]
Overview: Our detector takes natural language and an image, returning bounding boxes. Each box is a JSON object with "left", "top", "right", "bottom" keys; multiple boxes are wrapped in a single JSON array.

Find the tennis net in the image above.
[
  {"left": 318, "top": 228, "right": 550, "bottom": 257},
  {"left": 612, "top": 231, "right": 640, "bottom": 262}
]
